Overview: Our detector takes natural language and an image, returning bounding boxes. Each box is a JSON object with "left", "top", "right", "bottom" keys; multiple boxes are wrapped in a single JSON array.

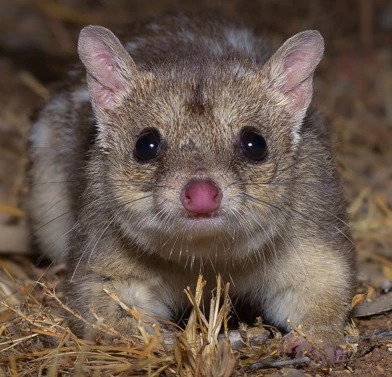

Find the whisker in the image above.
[
  {"left": 227, "top": 153, "right": 314, "bottom": 188},
  {"left": 33, "top": 209, "right": 73, "bottom": 233},
  {"left": 69, "top": 194, "right": 153, "bottom": 281},
  {"left": 240, "top": 192, "right": 342, "bottom": 244}
]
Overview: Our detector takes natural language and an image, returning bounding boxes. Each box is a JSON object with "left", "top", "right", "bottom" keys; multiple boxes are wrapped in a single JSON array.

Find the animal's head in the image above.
[{"left": 78, "top": 25, "right": 324, "bottom": 262}]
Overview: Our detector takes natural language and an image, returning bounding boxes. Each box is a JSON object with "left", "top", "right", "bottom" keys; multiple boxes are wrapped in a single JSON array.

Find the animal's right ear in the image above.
[{"left": 78, "top": 25, "right": 137, "bottom": 114}]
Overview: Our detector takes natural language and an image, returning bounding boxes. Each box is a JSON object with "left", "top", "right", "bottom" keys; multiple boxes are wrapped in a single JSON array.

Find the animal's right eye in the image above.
[
  {"left": 134, "top": 128, "right": 162, "bottom": 162},
  {"left": 239, "top": 127, "right": 268, "bottom": 162}
]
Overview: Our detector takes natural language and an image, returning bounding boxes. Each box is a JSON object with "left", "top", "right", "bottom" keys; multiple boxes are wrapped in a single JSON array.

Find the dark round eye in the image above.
[
  {"left": 134, "top": 128, "right": 161, "bottom": 162},
  {"left": 240, "top": 127, "right": 268, "bottom": 162}
]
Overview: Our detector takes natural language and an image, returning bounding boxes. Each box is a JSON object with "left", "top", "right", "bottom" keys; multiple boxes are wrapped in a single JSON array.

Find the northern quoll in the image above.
[{"left": 28, "top": 16, "right": 356, "bottom": 348}]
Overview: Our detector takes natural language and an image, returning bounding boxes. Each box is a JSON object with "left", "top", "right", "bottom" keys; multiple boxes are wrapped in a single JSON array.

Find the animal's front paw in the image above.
[{"left": 282, "top": 332, "right": 346, "bottom": 367}]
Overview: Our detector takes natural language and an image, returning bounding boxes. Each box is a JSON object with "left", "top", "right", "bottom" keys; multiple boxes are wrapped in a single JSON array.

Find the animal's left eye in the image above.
[
  {"left": 134, "top": 128, "right": 162, "bottom": 162},
  {"left": 239, "top": 127, "right": 268, "bottom": 162}
]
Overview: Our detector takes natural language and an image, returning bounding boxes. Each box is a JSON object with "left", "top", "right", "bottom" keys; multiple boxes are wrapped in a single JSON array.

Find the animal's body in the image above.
[{"left": 28, "top": 16, "right": 356, "bottom": 343}]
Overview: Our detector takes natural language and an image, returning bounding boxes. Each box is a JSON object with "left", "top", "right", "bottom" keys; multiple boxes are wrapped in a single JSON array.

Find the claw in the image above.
[{"left": 282, "top": 332, "right": 346, "bottom": 367}]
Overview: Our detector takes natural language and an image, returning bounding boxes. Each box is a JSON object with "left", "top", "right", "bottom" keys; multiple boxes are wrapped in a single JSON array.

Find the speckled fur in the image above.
[{"left": 28, "top": 16, "right": 356, "bottom": 342}]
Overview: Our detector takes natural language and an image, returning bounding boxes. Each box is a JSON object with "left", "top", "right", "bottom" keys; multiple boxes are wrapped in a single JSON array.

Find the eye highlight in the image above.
[
  {"left": 240, "top": 127, "right": 268, "bottom": 162},
  {"left": 134, "top": 128, "right": 162, "bottom": 162}
]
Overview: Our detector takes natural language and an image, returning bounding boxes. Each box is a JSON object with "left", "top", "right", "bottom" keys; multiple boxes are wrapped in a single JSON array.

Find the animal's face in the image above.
[{"left": 78, "top": 25, "right": 323, "bottom": 261}]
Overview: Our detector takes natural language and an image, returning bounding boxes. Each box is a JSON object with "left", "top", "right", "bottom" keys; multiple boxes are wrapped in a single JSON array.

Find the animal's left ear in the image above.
[{"left": 264, "top": 30, "right": 324, "bottom": 118}]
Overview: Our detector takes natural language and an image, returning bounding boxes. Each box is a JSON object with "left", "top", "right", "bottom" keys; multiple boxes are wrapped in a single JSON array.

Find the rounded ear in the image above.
[
  {"left": 264, "top": 30, "right": 324, "bottom": 115},
  {"left": 78, "top": 25, "right": 138, "bottom": 113}
]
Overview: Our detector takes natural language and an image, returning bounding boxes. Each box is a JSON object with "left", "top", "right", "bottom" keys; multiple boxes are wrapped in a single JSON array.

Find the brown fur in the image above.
[{"left": 28, "top": 16, "right": 356, "bottom": 343}]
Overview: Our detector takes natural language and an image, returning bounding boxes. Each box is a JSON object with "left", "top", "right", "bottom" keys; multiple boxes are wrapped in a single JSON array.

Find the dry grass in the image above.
[
  {"left": 0, "top": 271, "right": 269, "bottom": 376},
  {"left": 0, "top": 264, "right": 363, "bottom": 376}
]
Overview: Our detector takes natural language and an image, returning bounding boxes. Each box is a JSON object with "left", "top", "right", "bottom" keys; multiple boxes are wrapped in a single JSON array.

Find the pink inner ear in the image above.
[
  {"left": 86, "top": 48, "right": 128, "bottom": 110},
  {"left": 281, "top": 49, "right": 310, "bottom": 93},
  {"left": 90, "top": 79, "right": 115, "bottom": 108},
  {"left": 285, "top": 78, "right": 312, "bottom": 109},
  {"left": 92, "top": 50, "right": 124, "bottom": 91}
]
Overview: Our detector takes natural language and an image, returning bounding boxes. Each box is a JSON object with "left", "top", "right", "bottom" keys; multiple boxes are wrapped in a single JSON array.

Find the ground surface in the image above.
[{"left": 0, "top": 1, "right": 391, "bottom": 376}]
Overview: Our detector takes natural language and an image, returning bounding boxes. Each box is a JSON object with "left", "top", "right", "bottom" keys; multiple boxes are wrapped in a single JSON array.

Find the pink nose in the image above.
[{"left": 181, "top": 180, "right": 222, "bottom": 215}]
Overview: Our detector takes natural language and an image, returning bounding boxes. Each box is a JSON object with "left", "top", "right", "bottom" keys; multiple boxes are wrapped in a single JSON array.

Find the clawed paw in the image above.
[{"left": 282, "top": 332, "right": 346, "bottom": 367}]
